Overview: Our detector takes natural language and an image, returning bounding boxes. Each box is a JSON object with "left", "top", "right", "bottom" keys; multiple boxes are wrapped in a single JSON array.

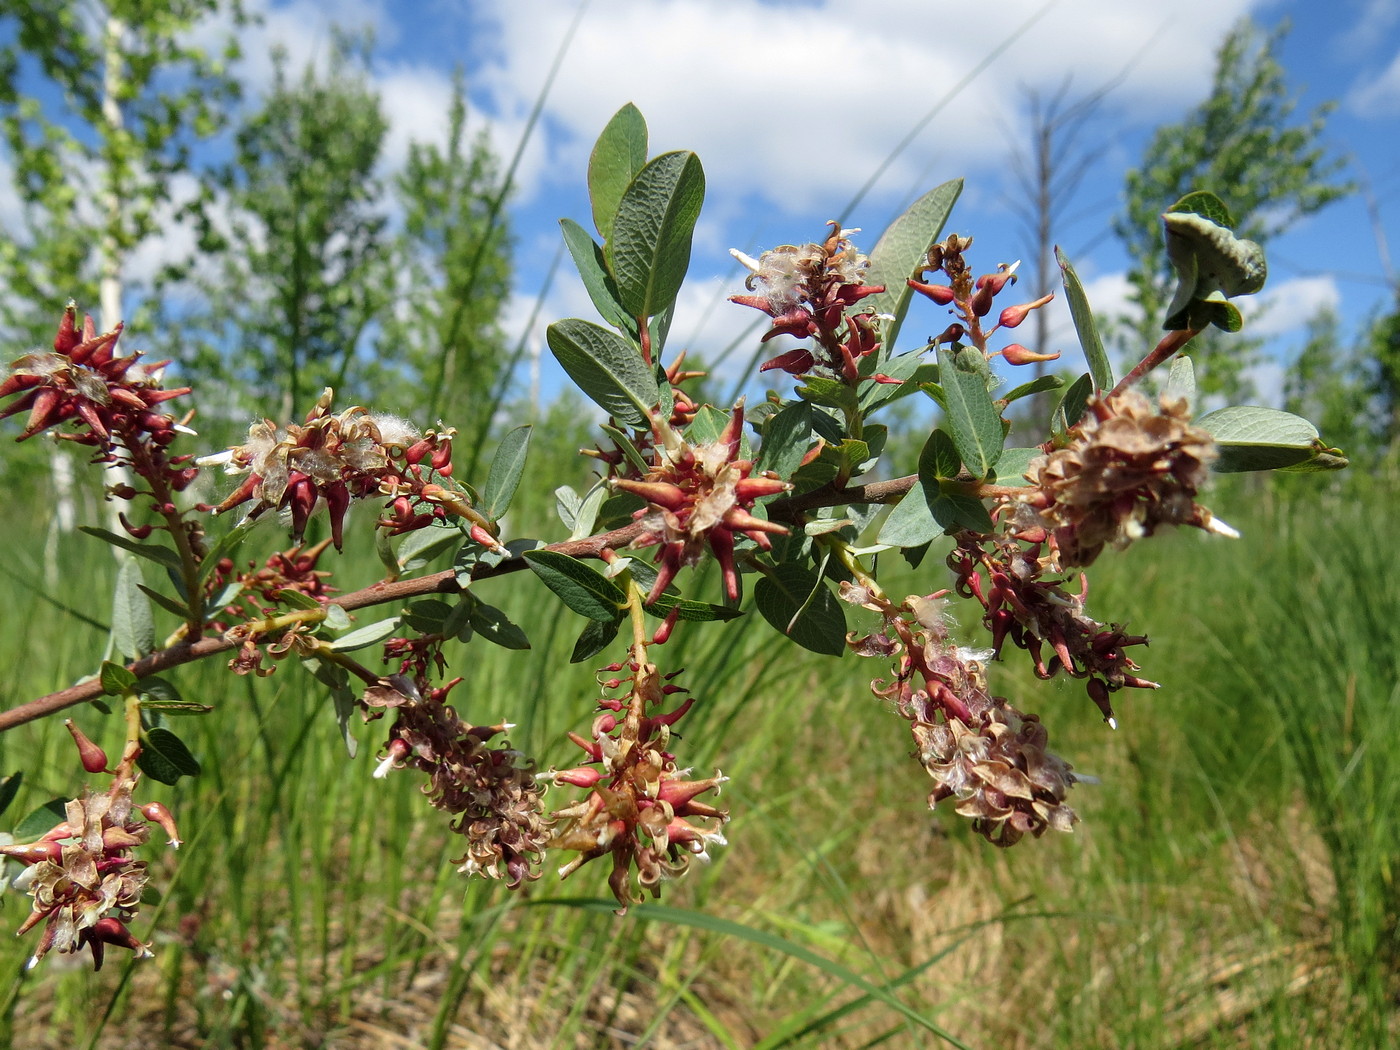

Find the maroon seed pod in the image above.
[
  {"left": 997, "top": 293, "right": 1054, "bottom": 329},
  {"left": 1000, "top": 343, "right": 1061, "bottom": 366},
  {"left": 64, "top": 719, "right": 109, "bottom": 773},
  {"left": 907, "top": 278, "right": 956, "bottom": 305},
  {"left": 140, "top": 801, "right": 182, "bottom": 848},
  {"left": 1086, "top": 678, "right": 1117, "bottom": 727}
]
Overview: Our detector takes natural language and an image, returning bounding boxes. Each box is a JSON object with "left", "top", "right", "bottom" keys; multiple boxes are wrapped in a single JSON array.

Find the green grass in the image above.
[{"left": 0, "top": 468, "right": 1395, "bottom": 1048}]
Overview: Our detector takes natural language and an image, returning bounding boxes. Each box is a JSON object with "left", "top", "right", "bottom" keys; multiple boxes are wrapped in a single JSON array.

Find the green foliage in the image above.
[
  {"left": 863, "top": 178, "right": 963, "bottom": 350},
  {"left": 546, "top": 318, "right": 662, "bottom": 425},
  {"left": 204, "top": 36, "right": 390, "bottom": 416},
  {"left": 0, "top": 0, "right": 239, "bottom": 339},
  {"left": 587, "top": 102, "right": 648, "bottom": 242},
  {"left": 1196, "top": 405, "right": 1344, "bottom": 472},
  {"left": 1055, "top": 246, "right": 1112, "bottom": 390},
  {"left": 1285, "top": 297, "right": 1400, "bottom": 466},
  {"left": 381, "top": 67, "right": 513, "bottom": 431},
  {"left": 753, "top": 561, "right": 847, "bottom": 656},
  {"left": 548, "top": 104, "right": 706, "bottom": 383},
  {"left": 137, "top": 724, "right": 201, "bottom": 784},
  {"left": 606, "top": 150, "right": 705, "bottom": 333},
  {"left": 111, "top": 557, "right": 154, "bottom": 660},
  {"left": 1115, "top": 19, "right": 1352, "bottom": 397},
  {"left": 523, "top": 550, "right": 627, "bottom": 622},
  {"left": 480, "top": 424, "right": 533, "bottom": 522},
  {"left": 0, "top": 90, "right": 1362, "bottom": 1037},
  {"left": 937, "top": 345, "right": 1005, "bottom": 479}
]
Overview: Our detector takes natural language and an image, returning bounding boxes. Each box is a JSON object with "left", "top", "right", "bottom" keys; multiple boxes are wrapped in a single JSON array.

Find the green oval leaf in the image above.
[
  {"left": 101, "top": 660, "right": 138, "bottom": 696},
  {"left": 395, "top": 524, "right": 461, "bottom": 574},
  {"left": 589, "top": 103, "right": 648, "bottom": 242},
  {"left": 1195, "top": 406, "right": 1324, "bottom": 472},
  {"left": 112, "top": 559, "right": 155, "bottom": 661},
  {"left": 524, "top": 550, "right": 628, "bottom": 622},
  {"left": 754, "top": 563, "right": 846, "bottom": 656},
  {"left": 138, "top": 727, "right": 202, "bottom": 785},
  {"left": 401, "top": 598, "right": 454, "bottom": 634},
  {"left": 1051, "top": 372, "right": 1093, "bottom": 439},
  {"left": 1055, "top": 246, "right": 1113, "bottom": 392},
  {"left": 571, "top": 616, "right": 622, "bottom": 663},
  {"left": 1164, "top": 354, "right": 1197, "bottom": 409},
  {"left": 938, "top": 346, "right": 1004, "bottom": 479},
  {"left": 329, "top": 615, "right": 403, "bottom": 653},
  {"left": 754, "top": 401, "right": 814, "bottom": 480},
  {"left": 1195, "top": 406, "right": 1318, "bottom": 445},
  {"left": 877, "top": 485, "right": 940, "bottom": 549},
  {"left": 864, "top": 179, "right": 963, "bottom": 350},
  {"left": 469, "top": 602, "right": 531, "bottom": 650},
  {"left": 559, "top": 218, "right": 635, "bottom": 335},
  {"left": 481, "top": 424, "right": 533, "bottom": 521},
  {"left": 547, "top": 317, "right": 660, "bottom": 426},
  {"left": 991, "top": 447, "right": 1041, "bottom": 487},
  {"left": 607, "top": 151, "right": 706, "bottom": 323}
]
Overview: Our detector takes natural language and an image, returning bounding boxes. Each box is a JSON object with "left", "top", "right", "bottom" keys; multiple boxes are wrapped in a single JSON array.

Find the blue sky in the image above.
[{"left": 11, "top": 0, "right": 1400, "bottom": 407}]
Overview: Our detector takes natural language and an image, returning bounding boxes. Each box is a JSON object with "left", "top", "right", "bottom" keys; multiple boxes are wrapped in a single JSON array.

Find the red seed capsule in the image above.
[{"left": 64, "top": 719, "right": 109, "bottom": 773}]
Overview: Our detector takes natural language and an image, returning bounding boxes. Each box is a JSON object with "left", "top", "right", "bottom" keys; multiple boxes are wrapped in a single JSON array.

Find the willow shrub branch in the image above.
[{"left": 1, "top": 472, "right": 936, "bottom": 733}]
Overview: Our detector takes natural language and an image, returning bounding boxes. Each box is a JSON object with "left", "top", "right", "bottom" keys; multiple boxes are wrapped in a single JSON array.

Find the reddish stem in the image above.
[{"left": 1109, "top": 328, "right": 1199, "bottom": 399}]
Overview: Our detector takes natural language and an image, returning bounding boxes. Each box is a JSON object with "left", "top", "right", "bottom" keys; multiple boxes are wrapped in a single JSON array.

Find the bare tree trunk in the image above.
[{"left": 100, "top": 9, "right": 132, "bottom": 554}]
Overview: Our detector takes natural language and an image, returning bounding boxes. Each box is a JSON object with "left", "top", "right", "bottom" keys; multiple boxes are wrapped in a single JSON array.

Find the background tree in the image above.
[
  {"left": 1006, "top": 78, "right": 1110, "bottom": 362},
  {"left": 1363, "top": 292, "right": 1400, "bottom": 455},
  {"left": 205, "top": 33, "right": 389, "bottom": 420},
  {"left": 0, "top": 0, "right": 238, "bottom": 342},
  {"left": 1114, "top": 19, "right": 1351, "bottom": 397},
  {"left": 378, "top": 69, "right": 513, "bottom": 463}
]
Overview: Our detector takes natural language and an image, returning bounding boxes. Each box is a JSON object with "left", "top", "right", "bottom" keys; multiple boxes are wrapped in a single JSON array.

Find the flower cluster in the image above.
[
  {"left": 949, "top": 534, "right": 1154, "bottom": 725},
  {"left": 0, "top": 307, "right": 200, "bottom": 530},
  {"left": 0, "top": 305, "right": 192, "bottom": 454},
  {"left": 908, "top": 233, "right": 1058, "bottom": 365},
  {"left": 729, "top": 222, "right": 886, "bottom": 381},
  {"left": 0, "top": 722, "right": 180, "bottom": 969},
  {"left": 616, "top": 404, "right": 790, "bottom": 602},
  {"left": 1015, "top": 390, "right": 1232, "bottom": 567},
  {"left": 201, "top": 388, "right": 488, "bottom": 551},
  {"left": 548, "top": 659, "right": 727, "bottom": 910},
  {"left": 368, "top": 675, "right": 549, "bottom": 890},
  {"left": 842, "top": 586, "right": 1078, "bottom": 845}
]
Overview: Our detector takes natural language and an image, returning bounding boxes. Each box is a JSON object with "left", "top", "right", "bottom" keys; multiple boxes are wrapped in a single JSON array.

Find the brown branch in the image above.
[
  {"left": 0, "top": 520, "right": 649, "bottom": 733},
  {"left": 2, "top": 474, "right": 932, "bottom": 733},
  {"left": 765, "top": 473, "right": 918, "bottom": 524}
]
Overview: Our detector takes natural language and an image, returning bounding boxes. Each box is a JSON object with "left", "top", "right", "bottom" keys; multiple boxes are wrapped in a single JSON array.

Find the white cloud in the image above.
[
  {"left": 1239, "top": 274, "right": 1340, "bottom": 338},
  {"left": 1347, "top": 48, "right": 1400, "bottom": 116},
  {"left": 376, "top": 64, "right": 456, "bottom": 172},
  {"left": 208, "top": 0, "right": 394, "bottom": 97},
  {"left": 468, "top": 0, "right": 1264, "bottom": 221},
  {"left": 1337, "top": 0, "right": 1400, "bottom": 60}
]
